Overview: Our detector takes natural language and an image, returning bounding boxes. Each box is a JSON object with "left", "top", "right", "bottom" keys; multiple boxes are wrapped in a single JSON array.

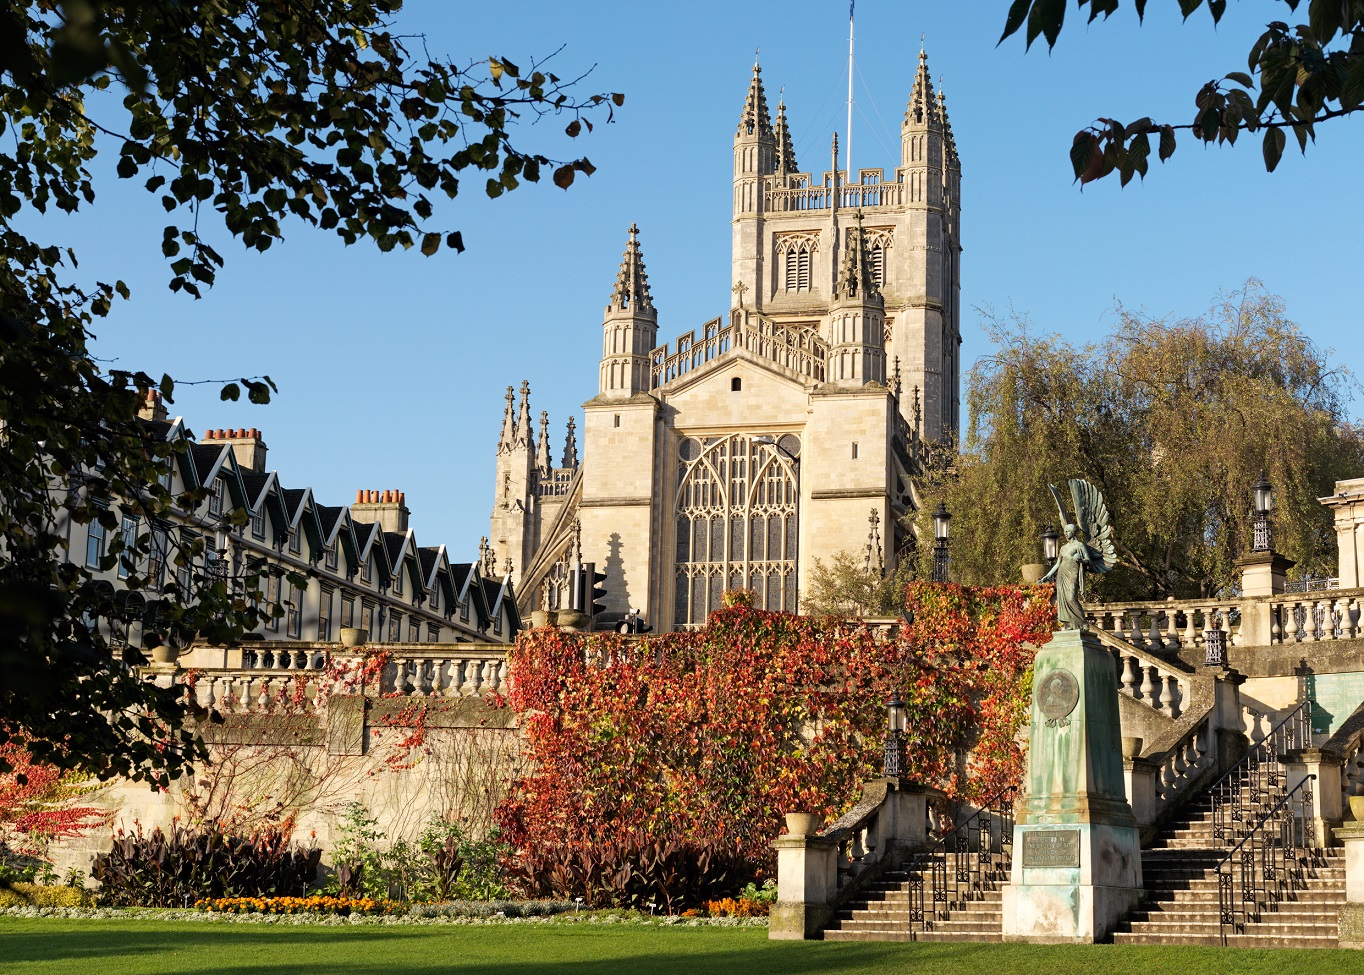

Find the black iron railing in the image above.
[
  {"left": 908, "top": 786, "right": 1016, "bottom": 935},
  {"left": 1211, "top": 700, "right": 1313, "bottom": 845},
  {"left": 1217, "top": 773, "right": 1323, "bottom": 944}
]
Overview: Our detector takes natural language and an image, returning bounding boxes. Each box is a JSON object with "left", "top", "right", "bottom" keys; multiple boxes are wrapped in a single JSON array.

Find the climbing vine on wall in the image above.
[{"left": 496, "top": 583, "right": 1053, "bottom": 867}]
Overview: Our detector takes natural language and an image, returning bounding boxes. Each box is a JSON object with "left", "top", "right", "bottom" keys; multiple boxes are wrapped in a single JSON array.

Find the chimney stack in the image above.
[
  {"left": 351, "top": 488, "right": 410, "bottom": 534},
  {"left": 204, "top": 426, "right": 268, "bottom": 473}
]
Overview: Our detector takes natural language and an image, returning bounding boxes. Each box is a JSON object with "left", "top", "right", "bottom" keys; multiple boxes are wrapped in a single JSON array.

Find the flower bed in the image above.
[{"left": 195, "top": 895, "right": 403, "bottom": 916}]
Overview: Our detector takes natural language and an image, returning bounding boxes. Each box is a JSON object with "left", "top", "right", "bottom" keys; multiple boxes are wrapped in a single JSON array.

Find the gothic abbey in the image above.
[{"left": 489, "top": 52, "right": 961, "bottom": 631}]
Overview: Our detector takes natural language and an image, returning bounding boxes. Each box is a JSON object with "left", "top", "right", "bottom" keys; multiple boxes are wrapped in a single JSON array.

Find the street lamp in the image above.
[
  {"left": 932, "top": 502, "right": 951, "bottom": 583},
  {"left": 1251, "top": 472, "right": 1273, "bottom": 552},
  {"left": 1041, "top": 523, "right": 1059, "bottom": 564},
  {"left": 883, "top": 691, "right": 906, "bottom": 779}
]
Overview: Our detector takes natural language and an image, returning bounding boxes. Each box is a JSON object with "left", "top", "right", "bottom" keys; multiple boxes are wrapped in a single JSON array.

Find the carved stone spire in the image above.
[
  {"left": 836, "top": 213, "right": 882, "bottom": 303},
  {"left": 938, "top": 86, "right": 959, "bottom": 169},
  {"left": 498, "top": 385, "right": 516, "bottom": 452},
  {"left": 736, "top": 60, "right": 774, "bottom": 140},
  {"left": 609, "top": 223, "right": 653, "bottom": 313},
  {"left": 562, "top": 415, "right": 579, "bottom": 469},
  {"left": 774, "top": 95, "right": 798, "bottom": 175},
  {"left": 864, "top": 508, "right": 884, "bottom": 576},
  {"left": 536, "top": 411, "right": 552, "bottom": 471},
  {"left": 515, "top": 380, "right": 533, "bottom": 449},
  {"left": 904, "top": 47, "right": 940, "bottom": 127}
]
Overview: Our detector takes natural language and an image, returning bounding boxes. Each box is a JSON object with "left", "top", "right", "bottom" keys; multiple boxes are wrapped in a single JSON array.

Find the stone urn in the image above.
[
  {"left": 339, "top": 627, "right": 368, "bottom": 649},
  {"left": 1350, "top": 794, "right": 1364, "bottom": 823},
  {"left": 150, "top": 644, "right": 180, "bottom": 666},
  {"left": 1121, "top": 736, "right": 1143, "bottom": 760},
  {"left": 1021, "top": 562, "right": 1048, "bottom": 584},
  {"left": 557, "top": 609, "right": 589, "bottom": 632},
  {"left": 784, "top": 812, "right": 821, "bottom": 837},
  {"left": 531, "top": 609, "right": 556, "bottom": 629}
]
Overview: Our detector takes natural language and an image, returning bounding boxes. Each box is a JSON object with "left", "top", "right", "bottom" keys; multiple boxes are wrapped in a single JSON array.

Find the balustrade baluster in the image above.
[
  {"left": 1158, "top": 674, "right": 1176, "bottom": 716},
  {"left": 1340, "top": 598, "right": 1357, "bottom": 640},
  {"left": 1122, "top": 655, "right": 1139, "bottom": 697},
  {"left": 1139, "top": 665, "right": 1156, "bottom": 707}
]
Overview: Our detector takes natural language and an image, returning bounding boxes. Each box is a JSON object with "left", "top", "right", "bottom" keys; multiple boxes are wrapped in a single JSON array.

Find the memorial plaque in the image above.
[
  {"left": 1036, "top": 668, "right": 1079, "bottom": 727},
  {"left": 1022, "top": 829, "right": 1081, "bottom": 868}
]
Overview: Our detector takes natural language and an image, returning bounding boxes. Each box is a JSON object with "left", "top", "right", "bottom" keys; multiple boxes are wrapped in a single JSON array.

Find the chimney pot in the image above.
[{"left": 355, "top": 489, "right": 363, "bottom": 504}]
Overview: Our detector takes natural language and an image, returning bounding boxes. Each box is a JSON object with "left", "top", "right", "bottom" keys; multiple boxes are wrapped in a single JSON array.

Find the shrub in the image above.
[
  {"left": 510, "top": 834, "right": 753, "bottom": 914},
  {"left": 91, "top": 821, "right": 321, "bottom": 907},
  {"left": 196, "top": 895, "right": 401, "bottom": 915},
  {"left": 0, "top": 882, "right": 94, "bottom": 908}
]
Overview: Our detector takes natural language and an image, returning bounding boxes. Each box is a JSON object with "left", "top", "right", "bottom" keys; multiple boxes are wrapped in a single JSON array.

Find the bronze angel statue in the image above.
[{"left": 1039, "top": 479, "right": 1117, "bottom": 630}]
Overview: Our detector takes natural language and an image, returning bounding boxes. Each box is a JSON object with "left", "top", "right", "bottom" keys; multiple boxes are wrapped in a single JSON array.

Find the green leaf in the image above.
[
  {"left": 1225, "top": 71, "right": 1254, "bottom": 88},
  {"left": 553, "top": 165, "right": 575, "bottom": 190},
  {"left": 1158, "top": 125, "right": 1177, "bottom": 162},
  {"left": 1026, "top": 0, "right": 1065, "bottom": 50},
  {"left": 446, "top": 232, "right": 465, "bottom": 253},
  {"left": 999, "top": 0, "right": 1031, "bottom": 44},
  {"left": 421, "top": 233, "right": 441, "bottom": 256},
  {"left": 1262, "top": 127, "right": 1285, "bottom": 171},
  {"left": 220, "top": 383, "right": 241, "bottom": 402}
]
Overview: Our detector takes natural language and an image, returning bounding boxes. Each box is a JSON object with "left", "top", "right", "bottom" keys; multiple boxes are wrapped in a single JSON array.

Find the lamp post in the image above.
[
  {"left": 932, "top": 502, "right": 951, "bottom": 583},
  {"left": 1041, "top": 523, "right": 1059, "bottom": 566},
  {"left": 883, "top": 691, "right": 906, "bottom": 779},
  {"left": 1251, "top": 472, "right": 1273, "bottom": 552}
]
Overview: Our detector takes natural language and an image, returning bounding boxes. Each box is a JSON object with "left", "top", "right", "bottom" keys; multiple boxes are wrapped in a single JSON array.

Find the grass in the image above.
[{"left": 0, "top": 920, "right": 1361, "bottom": 975}]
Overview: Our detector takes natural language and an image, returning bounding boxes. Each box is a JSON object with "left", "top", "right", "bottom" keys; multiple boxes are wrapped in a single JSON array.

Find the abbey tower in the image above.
[{"left": 489, "top": 52, "right": 961, "bottom": 631}]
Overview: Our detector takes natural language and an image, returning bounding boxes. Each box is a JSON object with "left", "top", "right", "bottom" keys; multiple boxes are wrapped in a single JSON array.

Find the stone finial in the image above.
[
  {"left": 912, "top": 385, "right": 922, "bottom": 434},
  {"left": 835, "top": 212, "right": 882, "bottom": 303},
  {"left": 562, "top": 415, "right": 579, "bottom": 469},
  {"left": 609, "top": 223, "right": 654, "bottom": 313},
  {"left": 498, "top": 385, "right": 517, "bottom": 451},
  {"left": 515, "top": 380, "right": 534, "bottom": 449},
  {"left": 536, "top": 411, "right": 552, "bottom": 472},
  {"left": 892, "top": 356, "right": 903, "bottom": 397},
  {"left": 736, "top": 60, "right": 774, "bottom": 140},
  {"left": 774, "top": 96, "right": 798, "bottom": 175},
  {"left": 904, "top": 47, "right": 940, "bottom": 128},
  {"left": 864, "top": 508, "right": 884, "bottom": 576}
]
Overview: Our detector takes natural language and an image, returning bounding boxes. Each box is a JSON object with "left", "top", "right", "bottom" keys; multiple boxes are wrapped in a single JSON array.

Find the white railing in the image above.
[
  {"left": 650, "top": 313, "right": 826, "bottom": 389},
  {"left": 1087, "top": 600, "right": 1242, "bottom": 653},
  {"left": 1267, "top": 592, "right": 1361, "bottom": 644},
  {"left": 1092, "top": 630, "right": 1192, "bottom": 720},
  {"left": 180, "top": 644, "right": 511, "bottom": 709}
]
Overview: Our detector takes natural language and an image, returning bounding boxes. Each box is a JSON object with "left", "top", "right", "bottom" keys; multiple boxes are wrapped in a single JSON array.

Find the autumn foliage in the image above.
[
  {"left": 0, "top": 740, "right": 108, "bottom": 855},
  {"left": 496, "top": 583, "right": 1053, "bottom": 869}
]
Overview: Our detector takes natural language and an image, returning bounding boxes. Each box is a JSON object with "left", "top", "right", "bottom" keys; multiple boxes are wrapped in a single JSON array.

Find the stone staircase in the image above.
[
  {"left": 1112, "top": 793, "right": 1347, "bottom": 947},
  {"left": 822, "top": 851, "right": 1008, "bottom": 942}
]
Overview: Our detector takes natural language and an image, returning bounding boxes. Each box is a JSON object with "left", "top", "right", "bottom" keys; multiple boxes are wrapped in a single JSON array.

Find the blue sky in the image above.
[{"left": 45, "top": 1, "right": 1364, "bottom": 559}]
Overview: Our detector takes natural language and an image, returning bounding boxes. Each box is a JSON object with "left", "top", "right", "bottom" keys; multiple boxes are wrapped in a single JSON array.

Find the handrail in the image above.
[
  {"left": 1217, "top": 773, "right": 1323, "bottom": 944},
  {"left": 1211, "top": 700, "right": 1313, "bottom": 844},
  {"left": 908, "top": 786, "right": 1016, "bottom": 934}
]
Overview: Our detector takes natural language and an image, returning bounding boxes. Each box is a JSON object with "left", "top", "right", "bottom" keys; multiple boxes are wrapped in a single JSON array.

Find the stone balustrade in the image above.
[
  {"left": 1090, "top": 628, "right": 1192, "bottom": 721},
  {"left": 1267, "top": 591, "right": 1362, "bottom": 645},
  {"left": 175, "top": 641, "right": 513, "bottom": 709},
  {"left": 1086, "top": 599, "right": 1242, "bottom": 654},
  {"left": 771, "top": 778, "right": 938, "bottom": 940}
]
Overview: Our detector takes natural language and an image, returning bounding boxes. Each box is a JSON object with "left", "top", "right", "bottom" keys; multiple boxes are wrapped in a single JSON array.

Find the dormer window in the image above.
[
  {"left": 325, "top": 540, "right": 338, "bottom": 571},
  {"left": 208, "top": 479, "right": 225, "bottom": 517},
  {"left": 288, "top": 525, "right": 300, "bottom": 555},
  {"left": 428, "top": 588, "right": 439, "bottom": 613},
  {"left": 250, "top": 506, "right": 265, "bottom": 539},
  {"left": 361, "top": 554, "right": 372, "bottom": 583},
  {"left": 393, "top": 567, "right": 403, "bottom": 595}
]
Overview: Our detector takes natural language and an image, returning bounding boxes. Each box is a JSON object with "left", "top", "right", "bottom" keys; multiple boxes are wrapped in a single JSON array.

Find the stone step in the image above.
[
  {"left": 1113, "top": 931, "right": 1341, "bottom": 948},
  {"left": 1139, "top": 891, "right": 1346, "bottom": 908},
  {"left": 1120, "top": 920, "right": 1339, "bottom": 937}
]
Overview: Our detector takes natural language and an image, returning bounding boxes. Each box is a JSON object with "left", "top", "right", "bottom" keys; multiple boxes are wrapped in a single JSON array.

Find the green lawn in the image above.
[{"left": 0, "top": 920, "right": 1359, "bottom": 975}]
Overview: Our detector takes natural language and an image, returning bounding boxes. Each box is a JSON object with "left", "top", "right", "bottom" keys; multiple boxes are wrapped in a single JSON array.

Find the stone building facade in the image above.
[
  {"left": 66, "top": 397, "right": 520, "bottom": 651},
  {"left": 492, "top": 53, "right": 961, "bottom": 630}
]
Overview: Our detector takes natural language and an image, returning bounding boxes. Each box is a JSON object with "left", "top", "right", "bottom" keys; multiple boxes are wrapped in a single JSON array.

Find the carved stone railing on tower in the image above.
[
  {"left": 650, "top": 312, "right": 826, "bottom": 389},
  {"left": 764, "top": 176, "right": 907, "bottom": 213}
]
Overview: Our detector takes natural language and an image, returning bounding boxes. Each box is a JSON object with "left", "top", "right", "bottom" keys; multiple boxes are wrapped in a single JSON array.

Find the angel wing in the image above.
[
  {"left": 1069, "top": 478, "right": 1116, "bottom": 573},
  {"left": 1047, "top": 483, "right": 1069, "bottom": 527}
]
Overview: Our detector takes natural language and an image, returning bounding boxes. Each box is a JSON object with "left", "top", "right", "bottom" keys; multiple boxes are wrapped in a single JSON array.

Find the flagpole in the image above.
[{"left": 846, "top": 0, "right": 855, "bottom": 191}]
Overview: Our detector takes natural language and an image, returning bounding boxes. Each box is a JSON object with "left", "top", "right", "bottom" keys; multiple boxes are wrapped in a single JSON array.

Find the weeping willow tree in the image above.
[{"left": 910, "top": 283, "right": 1364, "bottom": 600}]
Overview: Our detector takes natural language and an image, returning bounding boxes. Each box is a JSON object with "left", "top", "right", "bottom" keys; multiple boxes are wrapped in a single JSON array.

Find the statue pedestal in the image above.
[{"left": 1002, "top": 629, "right": 1144, "bottom": 943}]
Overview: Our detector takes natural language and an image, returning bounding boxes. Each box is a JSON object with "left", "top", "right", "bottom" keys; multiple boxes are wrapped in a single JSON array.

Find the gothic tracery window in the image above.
[{"left": 674, "top": 434, "right": 800, "bottom": 628}]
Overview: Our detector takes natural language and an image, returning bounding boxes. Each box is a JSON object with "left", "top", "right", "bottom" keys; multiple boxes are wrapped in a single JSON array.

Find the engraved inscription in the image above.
[
  {"left": 1022, "top": 829, "right": 1081, "bottom": 868},
  {"left": 1036, "top": 668, "right": 1080, "bottom": 727}
]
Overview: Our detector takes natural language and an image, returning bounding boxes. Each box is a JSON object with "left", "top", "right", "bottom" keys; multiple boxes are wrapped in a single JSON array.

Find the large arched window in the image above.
[{"left": 674, "top": 434, "right": 800, "bottom": 627}]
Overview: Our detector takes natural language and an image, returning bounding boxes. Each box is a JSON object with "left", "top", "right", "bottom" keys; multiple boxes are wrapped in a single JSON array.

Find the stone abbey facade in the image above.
[{"left": 491, "top": 53, "right": 961, "bottom": 630}]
